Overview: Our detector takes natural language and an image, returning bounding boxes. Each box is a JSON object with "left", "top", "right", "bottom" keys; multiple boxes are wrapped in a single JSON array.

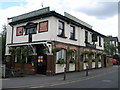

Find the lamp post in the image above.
[
  {"left": 85, "top": 54, "right": 89, "bottom": 76},
  {"left": 86, "top": 63, "right": 89, "bottom": 76}
]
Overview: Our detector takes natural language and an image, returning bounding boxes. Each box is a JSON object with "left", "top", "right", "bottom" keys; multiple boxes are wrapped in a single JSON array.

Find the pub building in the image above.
[{"left": 5, "top": 7, "right": 111, "bottom": 75}]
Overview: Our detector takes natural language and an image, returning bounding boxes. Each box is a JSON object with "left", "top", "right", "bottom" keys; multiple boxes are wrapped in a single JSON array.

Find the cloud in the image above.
[
  {"left": 0, "top": 0, "right": 118, "bottom": 37},
  {"left": 75, "top": 2, "right": 118, "bottom": 19}
]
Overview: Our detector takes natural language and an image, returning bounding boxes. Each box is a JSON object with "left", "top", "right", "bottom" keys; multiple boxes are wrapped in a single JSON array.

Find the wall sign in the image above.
[
  {"left": 39, "top": 21, "right": 48, "bottom": 32},
  {"left": 16, "top": 27, "right": 23, "bottom": 36}
]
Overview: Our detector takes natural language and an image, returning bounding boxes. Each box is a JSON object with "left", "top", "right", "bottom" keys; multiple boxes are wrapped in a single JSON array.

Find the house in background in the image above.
[
  {"left": 104, "top": 36, "right": 119, "bottom": 64},
  {"left": 5, "top": 7, "right": 112, "bottom": 75},
  {"left": 105, "top": 36, "right": 119, "bottom": 55}
]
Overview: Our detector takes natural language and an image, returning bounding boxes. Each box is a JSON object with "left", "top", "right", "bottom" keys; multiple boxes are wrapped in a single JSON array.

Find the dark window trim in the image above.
[
  {"left": 39, "top": 20, "right": 48, "bottom": 33},
  {"left": 99, "top": 36, "right": 102, "bottom": 47},
  {"left": 85, "top": 31, "right": 88, "bottom": 43},
  {"left": 57, "top": 35, "right": 67, "bottom": 38},
  {"left": 69, "top": 38, "right": 77, "bottom": 41}
]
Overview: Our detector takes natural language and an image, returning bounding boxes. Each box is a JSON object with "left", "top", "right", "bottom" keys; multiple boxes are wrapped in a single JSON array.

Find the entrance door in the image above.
[{"left": 36, "top": 45, "right": 47, "bottom": 74}]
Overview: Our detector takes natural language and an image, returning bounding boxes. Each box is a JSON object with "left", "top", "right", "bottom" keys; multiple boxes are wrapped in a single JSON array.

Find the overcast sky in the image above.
[{"left": 0, "top": 0, "right": 119, "bottom": 37}]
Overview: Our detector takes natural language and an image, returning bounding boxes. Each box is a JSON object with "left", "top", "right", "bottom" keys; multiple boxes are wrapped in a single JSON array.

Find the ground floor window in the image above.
[
  {"left": 15, "top": 55, "right": 32, "bottom": 64},
  {"left": 56, "top": 49, "right": 66, "bottom": 64}
]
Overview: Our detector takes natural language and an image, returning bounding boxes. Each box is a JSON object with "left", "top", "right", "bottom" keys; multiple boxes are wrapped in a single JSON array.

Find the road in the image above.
[
  {"left": 2, "top": 66, "right": 119, "bottom": 89},
  {"left": 43, "top": 68, "right": 118, "bottom": 88}
]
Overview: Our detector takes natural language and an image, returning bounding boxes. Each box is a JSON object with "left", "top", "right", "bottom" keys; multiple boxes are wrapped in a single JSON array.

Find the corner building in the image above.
[{"left": 6, "top": 7, "right": 107, "bottom": 75}]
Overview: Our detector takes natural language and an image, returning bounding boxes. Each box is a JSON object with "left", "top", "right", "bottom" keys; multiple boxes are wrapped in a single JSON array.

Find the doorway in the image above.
[
  {"left": 103, "top": 55, "right": 107, "bottom": 67},
  {"left": 36, "top": 44, "right": 47, "bottom": 74}
]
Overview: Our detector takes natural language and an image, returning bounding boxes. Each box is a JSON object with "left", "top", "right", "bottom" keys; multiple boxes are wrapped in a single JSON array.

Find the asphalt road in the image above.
[
  {"left": 43, "top": 69, "right": 118, "bottom": 88},
  {"left": 2, "top": 66, "right": 119, "bottom": 89}
]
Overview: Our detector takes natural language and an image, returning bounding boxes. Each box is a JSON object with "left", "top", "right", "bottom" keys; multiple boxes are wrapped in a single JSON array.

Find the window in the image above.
[
  {"left": 39, "top": 21, "right": 48, "bottom": 33},
  {"left": 16, "top": 27, "right": 23, "bottom": 36},
  {"left": 99, "top": 36, "right": 102, "bottom": 46},
  {"left": 85, "top": 31, "right": 88, "bottom": 42},
  {"left": 25, "top": 23, "right": 37, "bottom": 35},
  {"left": 56, "top": 49, "right": 66, "bottom": 63},
  {"left": 58, "top": 21, "right": 64, "bottom": 36},
  {"left": 70, "top": 26, "right": 75, "bottom": 40},
  {"left": 26, "top": 27, "right": 37, "bottom": 35}
]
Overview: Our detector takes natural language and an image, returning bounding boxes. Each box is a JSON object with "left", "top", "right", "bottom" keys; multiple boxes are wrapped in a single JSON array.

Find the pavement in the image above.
[{"left": 2, "top": 65, "right": 119, "bottom": 89}]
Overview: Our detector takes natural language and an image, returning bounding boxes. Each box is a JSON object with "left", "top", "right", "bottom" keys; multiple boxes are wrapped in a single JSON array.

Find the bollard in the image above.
[
  {"left": 63, "top": 67, "right": 66, "bottom": 80},
  {"left": 86, "top": 66, "right": 88, "bottom": 76}
]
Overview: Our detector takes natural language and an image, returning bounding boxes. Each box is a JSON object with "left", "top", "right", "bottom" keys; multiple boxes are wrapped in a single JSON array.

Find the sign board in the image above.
[{"left": 12, "top": 7, "right": 50, "bottom": 22}]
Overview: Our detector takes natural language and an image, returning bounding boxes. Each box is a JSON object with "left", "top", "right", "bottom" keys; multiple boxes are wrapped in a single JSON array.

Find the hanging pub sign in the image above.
[{"left": 12, "top": 7, "right": 50, "bottom": 22}]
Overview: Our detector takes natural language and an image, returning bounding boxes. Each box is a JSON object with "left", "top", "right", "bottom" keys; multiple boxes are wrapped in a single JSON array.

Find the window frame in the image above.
[
  {"left": 85, "top": 31, "right": 88, "bottom": 43},
  {"left": 57, "top": 20, "right": 65, "bottom": 37},
  {"left": 70, "top": 25, "right": 75, "bottom": 40},
  {"left": 99, "top": 36, "right": 102, "bottom": 47},
  {"left": 56, "top": 49, "right": 66, "bottom": 63},
  {"left": 39, "top": 21, "right": 48, "bottom": 33}
]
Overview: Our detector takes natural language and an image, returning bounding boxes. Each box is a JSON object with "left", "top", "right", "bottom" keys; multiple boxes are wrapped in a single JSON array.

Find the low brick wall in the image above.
[{"left": 14, "top": 63, "right": 35, "bottom": 74}]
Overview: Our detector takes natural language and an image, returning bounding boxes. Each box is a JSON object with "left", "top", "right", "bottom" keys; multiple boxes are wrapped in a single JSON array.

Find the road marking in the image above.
[
  {"left": 0, "top": 78, "right": 10, "bottom": 80},
  {"left": 29, "top": 70, "right": 117, "bottom": 88}
]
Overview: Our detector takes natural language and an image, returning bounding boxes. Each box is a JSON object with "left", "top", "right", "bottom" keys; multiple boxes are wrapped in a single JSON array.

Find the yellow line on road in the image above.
[
  {"left": 0, "top": 78, "right": 10, "bottom": 80},
  {"left": 30, "top": 70, "right": 117, "bottom": 88}
]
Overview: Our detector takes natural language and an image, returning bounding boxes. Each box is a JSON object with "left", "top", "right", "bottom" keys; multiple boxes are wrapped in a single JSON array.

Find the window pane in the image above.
[
  {"left": 58, "top": 21, "right": 64, "bottom": 36},
  {"left": 58, "top": 29, "right": 62, "bottom": 35},
  {"left": 70, "top": 26, "right": 75, "bottom": 39},
  {"left": 62, "top": 49, "right": 66, "bottom": 59},
  {"left": 29, "top": 27, "right": 36, "bottom": 34},
  {"left": 85, "top": 31, "right": 88, "bottom": 42},
  {"left": 59, "top": 22, "right": 63, "bottom": 29}
]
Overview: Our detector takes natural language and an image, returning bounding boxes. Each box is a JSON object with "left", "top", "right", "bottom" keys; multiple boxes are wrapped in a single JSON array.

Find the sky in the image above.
[{"left": 0, "top": 0, "right": 119, "bottom": 37}]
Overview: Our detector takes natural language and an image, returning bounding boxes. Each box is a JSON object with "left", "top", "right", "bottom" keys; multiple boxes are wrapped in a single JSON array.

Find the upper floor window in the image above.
[
  {"left": 16, "top": 27, "right": 24, "bottom": 36},
  {"left": 99, "top": 36, "right": 102, "bottom": 46},
  {"left": 39, "top": 21, "right": 48, "bottom": 33},
  {"left": 58, "top": 21, "right": 64, "bottom": 36},
  {"left": 85, "top": 31, "right": 88, "bottom": 43},
  {"left": 25, "top": 22, "right": 37, "bottom": 35},
  {"left": 70, "top": 26, "right": 75, "bottom": 40}
]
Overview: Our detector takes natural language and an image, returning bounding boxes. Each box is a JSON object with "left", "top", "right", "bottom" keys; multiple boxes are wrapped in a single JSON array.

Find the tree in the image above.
[
  {"left": 104, "top": 40, "right": 116, "bottom": 56},
  {"left": 9, "top": 47, "right": 16, "bottom": 68},
  {"left": 2, "top": 24, "right": 7, "bottom": 64},
  {"left": 9, "top": 46, "right": 30, "bottom": 71}
]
